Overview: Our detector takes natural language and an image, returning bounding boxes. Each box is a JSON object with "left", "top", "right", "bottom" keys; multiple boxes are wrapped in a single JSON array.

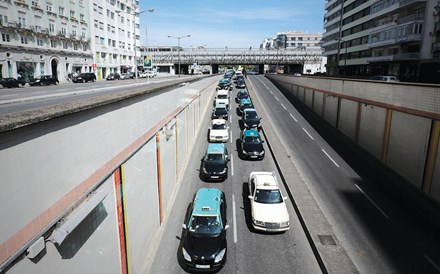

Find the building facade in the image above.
[
  {"left": 322, "top": 0, "right": 440, "bottom": 83},
  {"left": 0, "top": 0, "right": 93, "bottom": 81}
]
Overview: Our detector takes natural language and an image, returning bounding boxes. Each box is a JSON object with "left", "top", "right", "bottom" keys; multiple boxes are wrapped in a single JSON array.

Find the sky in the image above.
[{"left": 139, "top": 0, "right": 326, "bottom": 49}]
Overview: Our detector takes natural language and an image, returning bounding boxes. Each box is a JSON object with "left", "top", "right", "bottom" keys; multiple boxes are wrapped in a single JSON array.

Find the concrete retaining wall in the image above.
[
  {"left": 266, "top": 74, "right": 440, "bottom": 203},
  {"left": 0, "top": 76, "right": 219, "bottom": 273}
]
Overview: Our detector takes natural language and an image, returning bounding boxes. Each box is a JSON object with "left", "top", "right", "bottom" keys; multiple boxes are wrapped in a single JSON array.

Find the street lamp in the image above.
[
  {"left": 116, "top": 8, "right": 154, "bottom": 83},
  {"left": 168, "top": 35, "right": 191, "bottom": 77}
]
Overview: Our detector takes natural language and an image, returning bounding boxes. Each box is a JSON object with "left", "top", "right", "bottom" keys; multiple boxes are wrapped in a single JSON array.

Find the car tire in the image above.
[
  {"left": 55, "top": 81, "right": 59, "bottom": 85},
  {"left": 83, "top": 79, "right": 86, "bottom": 83},
  {"left": 40, "top": 82, "right": 44, "bottom": 86},
  {"left": 0, "top": 84, "right": 3, "bottom": 89},
  {"left": 18, "top": 83, "right": 24, "bottom": 88}
]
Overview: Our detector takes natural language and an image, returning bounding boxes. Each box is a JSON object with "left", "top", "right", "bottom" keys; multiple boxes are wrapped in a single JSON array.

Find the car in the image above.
[
  {"left": 141, "top": 70, "right": 157, "bottom": 78},
  {"left": 242, "top": 108, "right": 261, "bottom": 130},
  {"left": 293, "top": 73, "right": 302, "bottom": 76},
  {"left": 0, "top": 77, "right": 26, "bottom": 88},
  {"left": 72, "top": 72, "right": 96, "bottom": 83},
  {"left": 181, "top": 188, "right": 229, "bottom": 271},
  {"left": 236, "top": 78, "right": 246, "bottom": 89},
  {"left": 214, "top": 89, "right": 229, "bottom": 110},
  {"left": 240, "top": 129, "right": 265, "bottom": 160},
  {"left": 29, "top": 75, "right": 59, "bottom": 86},
  {"left": 235, "top": 90, "right": 249, "bottom": 103},
  {"left": 106, "top": 73, "right": 120, "bottom": 80},
  {"left": 120, "top": 73, "right": 131, "bottom": 80},
  {"left": 200, "top": 143, "right": 229, "bottom": 181},
  {"left": 237, "top": 98, "right": 253, "bottom": 115},
  {"left": 209, "top": 119, "right": 229, "bottom": 142},
  {"left": 369, "top": 75, "right": 400, "bottom": 82},
  {"left": 248, "top": 171, "right": 290, "bottom": 232},
  {"left": 216, "top": 79, "right": 233, "bottom": 91},
  {"left": 212, "top": 104, "right": 229, "bottom": 120}
]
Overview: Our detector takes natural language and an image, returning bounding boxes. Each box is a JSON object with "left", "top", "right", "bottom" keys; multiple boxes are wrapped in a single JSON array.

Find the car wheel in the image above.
[
  {"left": 83, "top": 79, "right": 86, "bottom": 83},
  {"left": 55, "top": 81, "right": 59, "bottom": 85},
  {"left": 40, "top": 82, "right": 44, "bottom": 86},
  {"left": 0, "top": 84, "right": 3, "bottom": 89},
  {"left": 18, "top": 83, "right": 24, "bottom": 88}
]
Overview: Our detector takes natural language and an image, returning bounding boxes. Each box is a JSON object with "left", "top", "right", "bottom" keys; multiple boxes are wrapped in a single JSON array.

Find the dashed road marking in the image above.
[
  {"left": 290, "top": 113, "right": 298, "bottom": 122},
  {"left": 302, "top": 128, "right": 315, "bottom": 140},
  {"left": 321, "top": 149, "right": 339, "bottom": 167},
  {"left": 232, "top": 194, "right": 238, "bottom": 243}
]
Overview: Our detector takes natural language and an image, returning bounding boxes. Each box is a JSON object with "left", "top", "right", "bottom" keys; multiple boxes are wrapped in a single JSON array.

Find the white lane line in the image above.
[
  {"left": 424, "top": 255, "right": 440, "bottom": 272},
  {"left": 354, "top": 184, "right": 390, "bottom": 219},
  {"left": 302, "top": 128, "right": 315, "bottom": 140},
  {"left": 230, "top": 129, "right": 233, "bottom": 144},
  {"left": 269, "top": 90, "right": 273, "bottom": 94},
  {"left": 321, "top": 149, "right": 340, "bottom": 167},
  {"left": 231, "top": 155, "right": 234, "bottom": 176},
  {"left": 280, "top": 103, "right": 286, "bottom": 110},
  {"left": 274, "top": 96, "right": 279, "bottom": 101},
  {"left": 290, "top": 113, "right": 298, "bottom": 122},
  {"left": 232, "top": 194, "right": 238, "bottom": 243}
]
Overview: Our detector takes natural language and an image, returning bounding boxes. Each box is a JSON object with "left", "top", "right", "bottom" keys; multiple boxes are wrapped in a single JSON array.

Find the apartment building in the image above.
[
  {"left": 322, "top": 0, "right": 440, "bottom": 83},
  {"left": 0, "top": 0, "right": 93, "bottom": 81}
]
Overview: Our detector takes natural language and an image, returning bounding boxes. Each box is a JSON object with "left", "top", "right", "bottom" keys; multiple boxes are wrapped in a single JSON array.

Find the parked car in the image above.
[
  {"left": 120, "top": 73, "right": 131, "bottom": 80},
  {"left": 242, "top": 108, "right": 261, "bottom": 130},
  {"left": 181, "top": 188, "right": 228, "bottom": 271},
  {"left": 106, "top": 73, "right": 120, "bottom": 80},
  {"left": 209, "top": 119, "right": 229, "bottom": 142},
  {"left": 141, "top": 71, "right": 157, "bottom": 78},
  {"left": 248, "top": 171, "right": 290, "bottom": 232},
  {"left": 212, "top": 104, "right": 229, "bottom": 120},
  {"left": 369, "top": 75, "right": 400, "bottom": 82},
  {"left": 0, "top": 77, "right": 26, "bottom": 88},
  {"left": 240, "top": 129, "right": 265, "bottom": 160},
  {"left": 200, "top": 143, "right": 229, "bottom": 181},
  {"left": 29, "top": 75, "right": 59, "bottom": 86},
  {"left": 72, "top": 72, "right": 96, "bottom": 83},
  {"left": 235, "top": 90, "right": 249, "bottom": 103}
]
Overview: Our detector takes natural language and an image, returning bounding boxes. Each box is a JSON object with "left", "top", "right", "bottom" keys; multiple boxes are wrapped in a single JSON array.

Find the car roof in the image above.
[
  {"left": 252, "top": 172, "right": 279, "bottom": 189},
  {"left": 207, "top": 143, "right": 225, "bottom": 154},
  {"left": 243, "top": 129, "right": 260, "bottom": 137},
  {"left": 240, "top": 98, "right": 251, "bottom": 103},
  {"left": 217, "top": 89, "right": 228, "bottom": 95},
  {"left": 244, "top": 108, "right": 257, "bottom": 113},
  {"left": 193, "top": 188, "right": 222, "bottom": 216},
  {"left": 215, "top": 104, "right": 227, "bottom": 109},
  {"left": 212, "top": 119, "right": 227, "bottom": 125}
]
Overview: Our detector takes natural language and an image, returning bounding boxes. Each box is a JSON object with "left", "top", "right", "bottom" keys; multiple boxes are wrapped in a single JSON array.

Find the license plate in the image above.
[
  {"left": 211, "top": 176, "right": 219, "bottom": 179},
  {"left": 196, "top": 264, "right": 210, "bottom": 269},
  {"left": 251, "top": 156, "right": 258, "bottom": 158}
]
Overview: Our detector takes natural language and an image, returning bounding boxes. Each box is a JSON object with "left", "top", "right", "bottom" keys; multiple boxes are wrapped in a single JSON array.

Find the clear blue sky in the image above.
[{"left": 139, "top": 0, "right": 325, "bottom": 49}]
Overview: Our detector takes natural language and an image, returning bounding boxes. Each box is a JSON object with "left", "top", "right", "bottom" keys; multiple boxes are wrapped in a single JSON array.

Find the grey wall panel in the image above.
[
  {"left": 338, "top": 99, "right": 358, "bottom": 141},
  {"left": 7, "top": 178, "right": 121, "bottom": 274},
  {"left": 305, "top": 88, "right": 313, "bottom": 108},
  {"left": 358, "top": 105, "right": 386, "bottom": 159},
  {"left": 158, "top": 129, "right": 177, "bottom": 216},
  {"left": 313, "top": 91, "right": 324, "bottom": 117},
  {"left": 176, "top": 111, "right": 187, "bottom": 182},
  {"left": 387, "top": 112, "right": 431, "bottom": 187},
  {"left": 324, "top": 96, "right": 338, "bottom": 127},
  {"left": 429, "top": 135, "right": 440, "bottom": 200},
  {"left": 124, "top": 140, "right": 159, "bottom": 274}
]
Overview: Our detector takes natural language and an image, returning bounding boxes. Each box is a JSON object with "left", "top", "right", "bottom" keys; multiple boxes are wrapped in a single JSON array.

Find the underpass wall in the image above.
[
  {"left": 266, "top": 74, "right": 440, "bottom": 203},
  {"left": 0, "top": 76, "right": 219, "bottom": 273}
]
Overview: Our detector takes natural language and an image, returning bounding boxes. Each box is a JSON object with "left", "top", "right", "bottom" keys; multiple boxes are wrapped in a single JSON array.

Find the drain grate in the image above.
[{"left": 318, "top": 235, "right": 336, "bottom": 246}]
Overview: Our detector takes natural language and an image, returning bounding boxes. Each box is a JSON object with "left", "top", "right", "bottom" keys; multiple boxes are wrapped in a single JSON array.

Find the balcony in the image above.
[
  {"left": 14, "top": 0, "right": 28, "bottom": 7},
  {"left": 367, "top": 52, "right": 420, "bottom": 63}
]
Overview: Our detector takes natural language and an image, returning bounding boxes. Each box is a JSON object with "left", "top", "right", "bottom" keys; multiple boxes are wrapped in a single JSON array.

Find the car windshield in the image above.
[
  {"left": 212, "top": 124, "right": 226, "bottom": 130},
  {"left": 254, "top": 189, "right": 283, "bottom": 204},
  {"left": 244, "top": 136, "right": 260, "bottom": 143},
  {"left": 217, "top": 95, "right": 228, "bottom": 99},
  {"left": 189, "top": 215, "right": 222, "bottom": 234},
  {"left": 245, "top": 112, "right": 258, "bottom": 119},
  {"left": 215, "top": 108, "right": 228, "bottom": 114},
  {"left": 205, "top": 153, "right": 223, "bottom": 161}
]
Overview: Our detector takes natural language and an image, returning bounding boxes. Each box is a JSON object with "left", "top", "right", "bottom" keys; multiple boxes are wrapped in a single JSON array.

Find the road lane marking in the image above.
[
  {"left": 354, "top": 184, "right": 390, "bottom": 219},
  {"left": 424, "top": 255, "right": 440, "bottom": 272},
  {"left": 231, "top": 155, "right": 234, "bottom": 176},
  {"left": 230, "top": 129, "right": 233, "bottom": 144},
  {"left": 275, "top": 96, "right": 279, "bottom": 101},
  {"left": 321, "top": 149, "right": 339, "bottom": 167},
  {"left": 280, "top": 103, "right": 286, "bottom": 110},
  {"left": 269, "top": 90, "right": 273, "bottom": 94},
  {"left": 302, "top": 128, "right": 315, "bottom": 140},
  {"left": 232, "top": 194, "right": 238, "bottom": 243},
  {"left": 290, "top": 113, "right": 298, "bottom": 122}
]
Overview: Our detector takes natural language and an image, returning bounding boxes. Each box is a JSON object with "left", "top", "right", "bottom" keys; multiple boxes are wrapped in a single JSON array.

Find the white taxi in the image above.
[
  {"left": 248, "top": 171, "right": 290, "bottom": 232},
  {"left": 209, "top": 119, "right": 229, "bottom": 142},
  {"left": 214, "top": 89, "right": 229, "bottom": 110}
]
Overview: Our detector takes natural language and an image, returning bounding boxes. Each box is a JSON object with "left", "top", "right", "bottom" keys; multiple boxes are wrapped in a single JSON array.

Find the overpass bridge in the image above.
[{"left": 144, "top": 47, "right": 325, "bottom": 73}]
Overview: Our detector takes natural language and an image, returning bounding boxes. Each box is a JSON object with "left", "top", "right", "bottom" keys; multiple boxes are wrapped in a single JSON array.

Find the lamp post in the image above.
[
  {"left": 168, "top": 35, "right": 190, "bottom": 77},
  {"left": 117, "top": 8, "right": 154, "bottom": 83}
]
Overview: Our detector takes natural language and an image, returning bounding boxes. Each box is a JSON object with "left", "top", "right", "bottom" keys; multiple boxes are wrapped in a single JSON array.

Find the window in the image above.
[
  {"left": 2, "top": 33, "right": 10, "bottom": 42},
  {"left": 62, "top": 41, "right": 68, "bottom": 49},
  {"left": 46, "top": 5, "right": 52, "bottom": 12},
  {"left": 70, "top": 11, "right": 75, "bottom": 18},
  {"left": 49, "top": 23, "right": 55, "bottom": 32},
  {"left": 111, "top": 12, "right": 114, "bottom": 19},
  {"left": 98, "top": 7, "right": 103, "bottom": 14},
  {"left": 73, "top": 43, "right": 78, "bottom": 50},
  {"left": 107, "top": 24, "right": 111, "bottom": 31},
  {"left": 59, "top": 7, "right": 64, "bottom": 16},
  {"left": 93, "top": 3, "right": 98, "bottom": 12},
  {"left": 72, "top": 30, "right": 77, "bottom": 36},
  {"left": 0, "top": 15, "right": 8, "bottom": 26},
  {"left": 94, "top": 20, "right": 98, "bottom": 28},
  {"left": 37, "top": 38, "right": 43, "bottom": 46},
  {"left": 18, "top": 17, "right": 26, "bottom": 28},
  {"left": 100, "top": 37, "right": 104, "bottom": 45},
  {"left": 50, "top": 39, "right": 56, "bottom": 48},
  {"left": 108, "top": 38, "right": 111, "bottom": 46},
  {"left": 61, "top": 27, "right": 66, "bottom": 35},
  {"left": 99, "top": 22, "right": 104, "bottom": 30}
]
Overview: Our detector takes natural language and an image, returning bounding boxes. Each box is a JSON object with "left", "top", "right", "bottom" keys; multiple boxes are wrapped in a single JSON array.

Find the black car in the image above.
[
  {"left": 237, "top": 99, "right": 253, "bottom": 115},
  {"left": 236, "top": 79, "right": 246, "bottom": 89},
  {"left": 235, "top": 90, "right": 249, "bottom": 103},
  {"left": 181, "top": 188, "right": 228, "bottom": 271},
  {"left": 200, "top": 143, "right": 229, "bottom": 181},
  {"left": 242, "top": 108, "right": 261, "bottom": 130},
  {"left": 0, "top": 78, "right": 25, "bottom": 88},
  {"left": 106, "top": 73, "right": 120, "bottom": 80},
  {"left": 216, "top": 79, "right": 232, "bottom": 91},
  {"left": 29, "top": 75, "right": 59, "bottom": 86},
  {"left": 240, "top": 129, "right": 265, "bottom": 160},
  {"left": 73, "top": 72, "right": 96, "bottom": 83},
  {"left": 212, "top": 105, "right": 229, "bottom": 120}
]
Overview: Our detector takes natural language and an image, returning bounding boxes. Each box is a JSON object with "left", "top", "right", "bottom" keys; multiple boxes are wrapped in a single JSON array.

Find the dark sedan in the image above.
[
  {"left": 200, "top": 143, "right": 229, "bottom": 182},
  {"left": 240, "top": 129, "right": 265, "bottom": 160},
  {"left": 29, "top": 75, "right": 59, "bottom": 86},
  {"left": 0, "top": 78, "right": 26, "bottom": 88},
  {"left": 235, "top": 90, "right": 249, "bottom": 103},
  {"left": 106, "top": 73, "right": 120, "bottom": 80}
]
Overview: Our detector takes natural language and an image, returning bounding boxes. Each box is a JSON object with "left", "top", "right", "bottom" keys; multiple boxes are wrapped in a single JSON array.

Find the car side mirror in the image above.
[
  {"left": 283, "top": 197, "right": 288, "bottom": 200},
  {"left": 208, "top": 127, "right": 212, "bottom": 129},
  {"left": 182, "top": 224, "right": 187, "bottom": 229},
  {"left": 248, "top": 195, "right": 253, "bottom": 199},
  {"left": 224, "top": 225, "right": 230, "bottom": 230}
]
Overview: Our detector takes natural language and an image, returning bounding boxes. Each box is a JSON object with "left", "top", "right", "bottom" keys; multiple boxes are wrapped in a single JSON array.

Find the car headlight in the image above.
[
  {"left": 203, "top": 167, "right": 208, "bottom": 173},
  {"left": 182, "top": 247, "right": 191, "bottom": 262},
  {"left": 214, "top": 248, "right": 226, "bottom": 263},
  {"left": 254, "top": 220, "right": 264, "bottom": 226},
  {"left": 259, "top": 151, "right": 265, "bottom": 156},
  {"left": 242, "top": 150, "right": 248, "bottom": 155},
  {"left": 243, "top": 123, "right": 248, "bottom": 127},
  {"left": 281, "top": 221, "right": 290, "bottom": 227},
  {"left": 218, "top": 168, "right": 227, "bottom": 174}
]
